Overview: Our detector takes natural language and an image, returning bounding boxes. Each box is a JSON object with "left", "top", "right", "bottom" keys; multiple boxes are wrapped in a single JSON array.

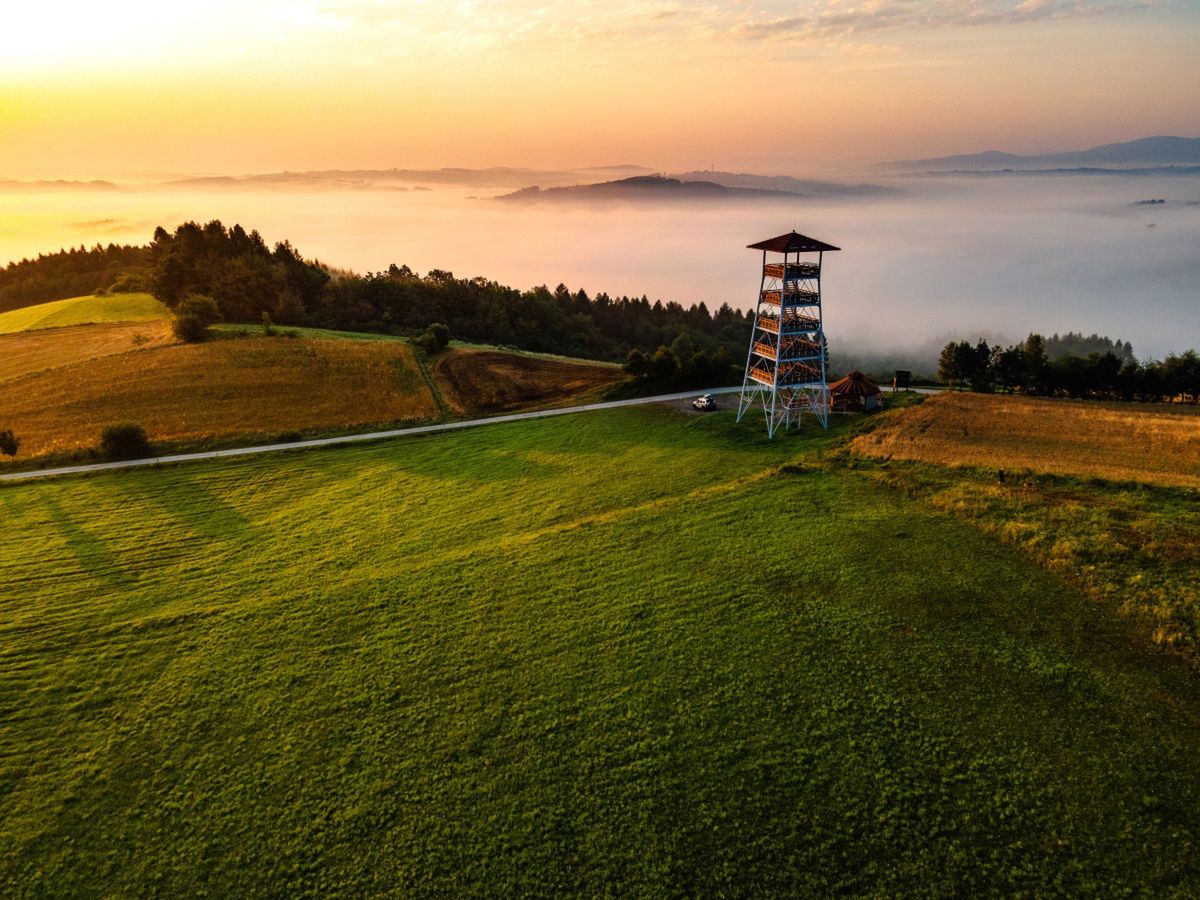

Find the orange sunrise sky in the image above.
[{"left": 1, "top": 1, "right": 1197, "bottom": 178}]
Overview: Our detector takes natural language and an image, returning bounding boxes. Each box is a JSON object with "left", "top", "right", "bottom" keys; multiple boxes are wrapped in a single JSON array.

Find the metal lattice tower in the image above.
[{"left": 736, "top": 230, "right": 840, "bottom": 438}]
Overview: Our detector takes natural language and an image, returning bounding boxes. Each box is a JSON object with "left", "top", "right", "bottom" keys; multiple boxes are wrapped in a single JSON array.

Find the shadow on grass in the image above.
[
  {"left": 42, "top": 497, "right": 136, "bottom": 589},
  {"left": 115, "top": 474, "right": 257, "bottom": 542}
]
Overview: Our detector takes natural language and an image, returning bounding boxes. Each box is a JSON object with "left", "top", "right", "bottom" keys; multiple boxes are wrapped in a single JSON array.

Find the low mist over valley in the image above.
[{"left": 4, "top": 141, "right": 1197, "bottom": 365}]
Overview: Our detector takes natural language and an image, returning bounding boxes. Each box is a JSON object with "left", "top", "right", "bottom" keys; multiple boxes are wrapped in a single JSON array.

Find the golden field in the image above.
[
  {"left": 0, "top": 323, "right": 631, "bottom": 461},
  {"left": 0, "top": 336, "right": 441, "bottom": 457},
  {"left": 0, "top": 320, "right": 175, "bottom": 382},
  {"left": 850, "top": 392, "right": 1200, "bottom": 489}
]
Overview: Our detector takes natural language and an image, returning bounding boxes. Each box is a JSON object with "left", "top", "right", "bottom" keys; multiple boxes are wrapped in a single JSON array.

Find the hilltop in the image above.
[
  {"left": 498, "top": 173, "right": 896, "bottom": 203},
  {"left": 0, "top": 292, "right": 165, "bottom": 334}
]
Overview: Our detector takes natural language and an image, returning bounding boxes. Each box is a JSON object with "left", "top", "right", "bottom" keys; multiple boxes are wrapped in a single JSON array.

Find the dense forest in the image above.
[{"left": 939, "top": 336, "right": 1200, "bottom": 403}]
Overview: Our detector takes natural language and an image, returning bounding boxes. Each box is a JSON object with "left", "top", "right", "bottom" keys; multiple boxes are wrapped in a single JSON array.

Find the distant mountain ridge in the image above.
[
  {"left": 885, "top": 136, "right": 1200, "bottom": 171},
  {"left": 164, "top": 166, "right": 653, "bottom": 191},
  {"left": 499, "top": 173, "right": 897, "bottom": 203},
  {"left": 671, "top": 171, "right": 897, "bottom": 197}
]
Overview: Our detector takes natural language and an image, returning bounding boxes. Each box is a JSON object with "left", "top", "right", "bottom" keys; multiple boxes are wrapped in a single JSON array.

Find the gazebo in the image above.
[{"left": 829, "top": 370, "right": 882, "bottom": 412}]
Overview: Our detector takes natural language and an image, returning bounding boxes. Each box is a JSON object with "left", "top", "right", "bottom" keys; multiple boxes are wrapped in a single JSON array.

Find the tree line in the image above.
[
  {"left": 938, "top": 335, "right": 1200, "bottom": 403},
  {"left": 148, "top": 220, "right": 752, "bottom": 383},
  {"left": 0, "top": 243, "right": 151, "bottom": 312}
]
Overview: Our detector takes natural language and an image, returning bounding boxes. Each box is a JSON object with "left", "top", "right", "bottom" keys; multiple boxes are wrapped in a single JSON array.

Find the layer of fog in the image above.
[{"left": 2, "top": 172, "right": 1196, "bottom": 365}]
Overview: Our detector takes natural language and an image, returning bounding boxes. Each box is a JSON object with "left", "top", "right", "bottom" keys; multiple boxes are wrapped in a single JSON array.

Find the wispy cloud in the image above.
[{"left": 729, "top": 0, "right": 1158, "bottom": 42}]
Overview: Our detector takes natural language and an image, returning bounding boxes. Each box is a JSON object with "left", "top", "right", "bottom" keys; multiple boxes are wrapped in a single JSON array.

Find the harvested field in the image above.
[
  {"left": 434, "top": 348, "right": 624, "bottom": 414},
  {"left": 0, "top": 320, "right": 175, "bottom": 383},
  {"left": 0, "top": 337, "right": 438, "bottom": 457},
  {"left": 0, "top": 293, "right": 166, "bottom": 334},
  {"left": 850, "top": 392, "right": 1200, "bottom": 489}
]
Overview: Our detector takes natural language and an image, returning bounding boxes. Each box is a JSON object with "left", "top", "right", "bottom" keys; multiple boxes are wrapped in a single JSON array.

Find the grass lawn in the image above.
[
  {"left": 2, "top": 407, "right": 1199, "bottom": 895},
  {"left": 0, "top": 293, "right": 166, "bottom": 334}
]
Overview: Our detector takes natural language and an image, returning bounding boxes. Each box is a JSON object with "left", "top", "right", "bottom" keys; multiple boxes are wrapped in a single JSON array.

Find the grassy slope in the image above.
[
  {"left": 850, "top": 393, "right": 1200, "bottom": 655},
  {"left": 0, "top": 293, "right": 166, "bottom": 334},
  {"left": 0, "top": 322, "right": 630, "bottom": 463},
  {"left": 851, "top": 391, "right": 1200, "bottom": 489},
  {"left": 0, "top": 321, "right": 174, "bottom": 383},
  {"left": 0, "top": 337, "right": 440, "bottom": 458},
  {"left": 2, "top": 407, "right": 1199, "bottom": 895}
]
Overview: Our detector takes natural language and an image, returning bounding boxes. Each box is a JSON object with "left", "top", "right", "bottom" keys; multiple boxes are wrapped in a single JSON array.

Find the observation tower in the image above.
[{"left": 736, "top": 230, "right": 839, "bottom": 438}]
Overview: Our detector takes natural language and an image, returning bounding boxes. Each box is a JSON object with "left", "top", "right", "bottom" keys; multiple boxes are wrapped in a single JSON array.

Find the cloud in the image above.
[{"left": 728, "top": 0, "right": 1158, "bottom": 42}]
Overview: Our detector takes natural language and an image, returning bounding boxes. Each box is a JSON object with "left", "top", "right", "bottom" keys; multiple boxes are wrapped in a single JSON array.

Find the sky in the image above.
[{"left": 2, "top": 0, "right": 1197, "bottom": 178}]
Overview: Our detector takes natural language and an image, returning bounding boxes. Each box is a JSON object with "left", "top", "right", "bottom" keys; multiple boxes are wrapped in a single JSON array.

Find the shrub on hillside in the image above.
[
  {"left": 415, "top": 322, "right": 450, "bottom": 353},
  {"left": 173, "top": 293, "right": 222, "bottom": 343},
  {"left": 108, "top": 272, "right": 149, "bottom": 293},
  {"left": 100, "top": 423, "right": 152, "bottom": 460},
  {"left": 624, "top": 349, "right": 647, "bottom": 376},
  {"left": 647, "top": 345, "right": 680, "bottom": 382},
  {"left": 0, "top": 429, "right": 19, "bottom": 457}
]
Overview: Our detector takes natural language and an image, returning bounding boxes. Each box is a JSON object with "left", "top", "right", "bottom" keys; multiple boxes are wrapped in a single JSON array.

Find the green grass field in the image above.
[
  {"left": 0, "top": 293, "right": 167, "bottom": 334},
  {"left": 2, "top": 406, "right": 1199, "bottom": 895}
]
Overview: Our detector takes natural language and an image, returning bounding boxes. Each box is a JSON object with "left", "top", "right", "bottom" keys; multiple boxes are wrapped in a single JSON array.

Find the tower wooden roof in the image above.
[
  {"left": 828, "top": 370, "right": 881, "bottom": 397},
  {"left": 747, "top": 231, "right": 840, "bottom": 254}
]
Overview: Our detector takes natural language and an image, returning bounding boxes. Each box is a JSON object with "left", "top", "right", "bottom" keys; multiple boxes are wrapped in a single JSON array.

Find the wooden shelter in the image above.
[{"left": 829, "top": 370, "right": 882, "bottom": 412}]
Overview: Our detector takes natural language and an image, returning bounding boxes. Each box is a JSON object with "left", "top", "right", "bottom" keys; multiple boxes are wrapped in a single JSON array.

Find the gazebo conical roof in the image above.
[
  {"left": 747, "top": 230, "right": 840, "bottom": 254},
  {"left": 828, "top": 370, "right": 881, "bottom": 397}
]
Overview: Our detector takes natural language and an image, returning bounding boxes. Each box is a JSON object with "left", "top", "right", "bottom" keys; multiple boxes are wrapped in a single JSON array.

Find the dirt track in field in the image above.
[{"left": 434, "top": 349, "right": 625, "bottom": 415}]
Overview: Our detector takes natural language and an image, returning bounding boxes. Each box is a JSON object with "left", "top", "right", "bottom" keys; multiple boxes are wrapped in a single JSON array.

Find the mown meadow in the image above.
[{"left": 2, "top": 404, "right": 1199, "bottom": 895}]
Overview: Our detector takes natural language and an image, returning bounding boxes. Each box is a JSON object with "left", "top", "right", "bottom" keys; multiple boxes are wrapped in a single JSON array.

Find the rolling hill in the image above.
[
  {"left": 0, "top": 292, "right": 166, "bottom": 334},
  {"left": 885, "top": 135, "right": 1200, "bottom": 172},
  {"left": 0, "top": 303, "right": 626, "bottom": 462},
  {"left": 498, "top": 174, "right": 895, "bottom": 203}
]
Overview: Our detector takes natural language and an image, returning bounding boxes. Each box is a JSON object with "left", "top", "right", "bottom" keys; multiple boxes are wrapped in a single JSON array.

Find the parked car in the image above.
[{"left": 692, "top": 394, "right": 718, "bottom": 411}]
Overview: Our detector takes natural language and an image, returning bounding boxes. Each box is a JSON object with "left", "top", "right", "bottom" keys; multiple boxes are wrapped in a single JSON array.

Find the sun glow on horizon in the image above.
[{"left": 0, "top": 1, "right": 1196, "bottom": 177}]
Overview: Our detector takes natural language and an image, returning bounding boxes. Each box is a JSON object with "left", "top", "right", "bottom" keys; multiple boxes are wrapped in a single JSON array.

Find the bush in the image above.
[
  {"left": 94, "top": 287, "right": 108, "bottom": 296},
  {"left": 173, "top": 314, "right": 210, "bottom": 342},
  {"left": 261, "top": 311, "right": 275, "bottom": 336},
  {"left": 108, "top": 272, "right": 148, "bottom": 293},
  {"left": 415, "top": 322, "right": 450, "bottom": 353},
  {"left": 647, "top": 346, "right": 680, "bottom": 382},
  {"left": 100, "top": 423, "right": 152, "bottom": 460},
  {"left": 624, "top": 349, "right": 647, "bottom": 376},
  {"left": 173, "top": 293, "right": 222, "bottom": 342},
  {"left": 415, "top": 323, "right": 450, "bottom": 354},
  {"left": 0, "top": 429, "right": 19, "bottom": 457}
]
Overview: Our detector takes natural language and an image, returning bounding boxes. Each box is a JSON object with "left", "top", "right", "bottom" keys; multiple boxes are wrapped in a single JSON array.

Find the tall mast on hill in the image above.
[{"left": 736, "top": 230, "right": 839, "bottom": 438}]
